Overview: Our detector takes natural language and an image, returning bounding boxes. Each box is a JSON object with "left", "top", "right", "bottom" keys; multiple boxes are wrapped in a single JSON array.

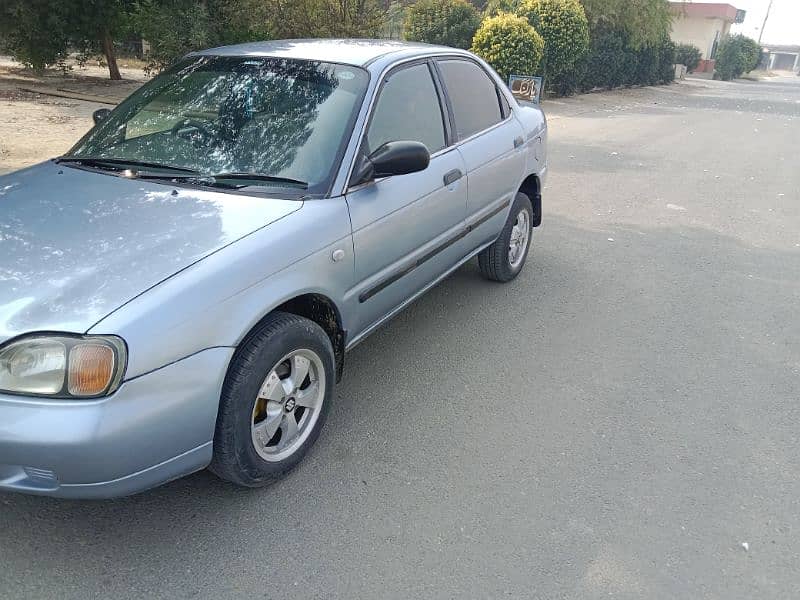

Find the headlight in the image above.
[{"left": 0, "top": 334, "right": 127, "bottom": 398}]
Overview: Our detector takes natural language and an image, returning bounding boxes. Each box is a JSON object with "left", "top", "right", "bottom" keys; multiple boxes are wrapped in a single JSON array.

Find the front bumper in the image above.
[{"left": 0, "top": 347, "right": 233, "bottom": 499}]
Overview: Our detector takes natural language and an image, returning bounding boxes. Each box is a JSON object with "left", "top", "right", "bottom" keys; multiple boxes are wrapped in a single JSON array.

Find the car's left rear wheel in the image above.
[
  {"left": 478, "top": 192, "right": 534, "bottom": 282},
  {"left": 210, "top": 312, "right": 334, "bottom": 488}
]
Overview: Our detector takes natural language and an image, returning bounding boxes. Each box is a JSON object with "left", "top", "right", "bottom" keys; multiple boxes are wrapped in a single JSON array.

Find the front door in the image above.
[{"left": 345, "top": 60, "right": 467, "bottom": 338}]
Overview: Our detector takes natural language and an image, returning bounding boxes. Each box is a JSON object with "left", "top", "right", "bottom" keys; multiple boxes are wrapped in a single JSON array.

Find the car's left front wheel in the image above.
[{"left": 210, "top": 312, "right": 334, "bottom": 488}]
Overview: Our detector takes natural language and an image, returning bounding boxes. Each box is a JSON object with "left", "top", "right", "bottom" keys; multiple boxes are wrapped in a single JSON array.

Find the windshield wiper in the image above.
[
  {"left": 57, "top": 159, "right": 309, "bottom": 190},
  {"left": 56, "top": 156, "right": 199, "bottom": 174},
  {"left": 203, "top": 173, "right": 309, "bottom": 189},
  {"left": 134, "top": 172, "right": 309, "bottom": 190}
]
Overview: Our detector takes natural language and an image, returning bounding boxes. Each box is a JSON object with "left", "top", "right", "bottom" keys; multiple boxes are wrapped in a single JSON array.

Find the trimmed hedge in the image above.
[
  {"left": 561, "top": 26, "right": 674, "bottom": 94},
  {"left": 516, "top": 0, "right": 589, "bottom": 90},
  {"left": 404, "top": 0, "right": 481, "bottom": 49},
  {"left": 471, "top": 13, "right": 544, "bottom": 83}
]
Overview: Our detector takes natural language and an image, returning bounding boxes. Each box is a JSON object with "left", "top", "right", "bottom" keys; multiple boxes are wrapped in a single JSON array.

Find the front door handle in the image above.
[
  {"left": 443, "top": 169, "right": 463, "bottom": 186},
  {"left": 513, "top": 136, "right": 525, "bottom": 149}
]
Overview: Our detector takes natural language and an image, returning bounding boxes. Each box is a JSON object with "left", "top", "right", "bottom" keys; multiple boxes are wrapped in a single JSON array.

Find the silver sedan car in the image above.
[{"left": 0, "top": 39, "right": 547, "bottom": 498}]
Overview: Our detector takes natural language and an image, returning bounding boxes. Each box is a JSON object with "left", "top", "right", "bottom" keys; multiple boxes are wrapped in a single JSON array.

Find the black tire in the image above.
[
  {"left": 210, "top": 311, "right": 335, "bottom": 488},
  {"left": 478, "top": 192, "right": 534, "bottom": 282}
]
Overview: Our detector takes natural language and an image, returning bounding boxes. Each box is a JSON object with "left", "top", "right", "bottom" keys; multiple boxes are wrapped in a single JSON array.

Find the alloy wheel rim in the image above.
[
  {"left": 508, "top": 209, "right": 531, "bottom": 269},
  {"left": 251, "top": 349, "right": 325, "bottom": 462}
]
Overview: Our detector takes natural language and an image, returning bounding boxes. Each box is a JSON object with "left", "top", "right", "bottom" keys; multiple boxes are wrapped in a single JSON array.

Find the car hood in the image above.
[{"left": 0, "top": 162, "right": 301, "bottom": 343}]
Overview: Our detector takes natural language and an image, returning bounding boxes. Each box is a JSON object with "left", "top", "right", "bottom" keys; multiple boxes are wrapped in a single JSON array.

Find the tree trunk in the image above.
[{"left": 101, "top": 29, "right": 122, "bottom": 81}]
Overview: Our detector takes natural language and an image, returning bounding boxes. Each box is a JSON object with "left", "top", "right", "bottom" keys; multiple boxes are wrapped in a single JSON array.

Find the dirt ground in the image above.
[{"left": 0, "top": 56, "right": 148, "bottom": 174}]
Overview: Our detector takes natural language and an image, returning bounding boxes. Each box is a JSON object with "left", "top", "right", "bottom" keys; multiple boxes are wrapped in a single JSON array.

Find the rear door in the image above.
[
  {"left": 344, "top": 60, "right": 468, "bottom": 338},
  {"left": 435, "top": 58, "right": 526, "bottom": 250}
]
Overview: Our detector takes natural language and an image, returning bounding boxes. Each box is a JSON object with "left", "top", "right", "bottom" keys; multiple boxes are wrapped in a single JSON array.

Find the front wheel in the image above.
[
  {"left": 478, "top": 192, "right": 534, "bottom": 282},
  {"left": 210, "top": 312, "right": 335, "bottom": 488}
]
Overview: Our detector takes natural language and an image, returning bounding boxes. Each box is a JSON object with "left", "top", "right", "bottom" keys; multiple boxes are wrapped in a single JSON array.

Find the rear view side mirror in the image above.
[
  {"left": 92, "top": 108, "right": 111, "bottom": 125},
  {"left": 351, "top": 140, "right": 430, "bottom": 186}
]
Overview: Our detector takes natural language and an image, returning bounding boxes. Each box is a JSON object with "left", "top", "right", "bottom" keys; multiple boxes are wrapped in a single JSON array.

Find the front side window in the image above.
[
  {"left": 437, "top": 59, "right": 504, "bottom": 140},
  {"left": 366, "top": 63, "right": 446, "bottom": 155},
  {"left": 67, "top": 56, "right": 370, "bottom": 195}
]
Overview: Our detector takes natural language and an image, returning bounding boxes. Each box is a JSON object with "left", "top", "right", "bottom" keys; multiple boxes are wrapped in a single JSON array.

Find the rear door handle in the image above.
[
  {"left": 513, "top": 136, "right": 525, "bottom": 149},
  {"left": 443, "top": 169, "right": 463, "bottom": 186}
]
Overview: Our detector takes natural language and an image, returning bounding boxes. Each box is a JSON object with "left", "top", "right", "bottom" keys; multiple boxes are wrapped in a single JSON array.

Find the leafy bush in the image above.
[
  {"left": 133, "top": 0, "right": 212, "bottom": 73},
  {"left": 383, "top": 1, "right": 407, "bottom": 40},
  {"left": 577, "top": 26, "right": 627, "bottom": 91},
  {"left": 715, "top": 34, "right": 761, "bottom": 80},
  {"left": 471, "top": 13, "right": 544, "bottom": 83},
  {"left": 516, "top": 0, "right": 589, "bottom": 90},
  {"left": 483, "top": 0, "right": 521, "bottom": 16},
  {"left": 404, "top": 0, "right": 481, "bottom": 49},
  {"left": 657, "top": 36, "right": 676, "bottom": 83},
  {"left": 675, "top": 43, "right": 702, "bottom": 72},
  {"left": 633, "top": 34, "right": 675, "bottom": 85}
]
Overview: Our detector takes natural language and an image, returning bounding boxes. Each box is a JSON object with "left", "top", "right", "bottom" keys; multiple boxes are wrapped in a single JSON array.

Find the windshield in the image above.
[{"left": 66, "top": 56, "right": 370, "bottom": 195}]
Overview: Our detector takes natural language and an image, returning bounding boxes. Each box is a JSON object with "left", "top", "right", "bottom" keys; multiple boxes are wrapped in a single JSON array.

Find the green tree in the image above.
[
  {"left": 405, "top": 0, "right": 481, "bottom": 49},
  {"left": 580, "top": 0, "right": 672, "bottom": 50},
  {"left": 0, "top": 0, "right": 71, "bottom": 72},
  {"left": 262, "top": 0, "right": 384, "bottom": 39},
  {"left": 68, "top": 0, "right": 134, "bottom": 80},
  {"left": 133, "top": 0, "right": 213, "bottom": 73},
  {"left": 0, "top": 0, "right": 133, "bottom": 79},
  {"left": 471, "top": 12, "right": 544, "bottom": 82},
  {"left": 132, "top": 0, "right": 385, "bottom": 73},
  {"left": 517, "top": 0, "right": 589, "bottom": 86},
  {"left": 205, "top": 0, "right": 273, "bottom": 45}
]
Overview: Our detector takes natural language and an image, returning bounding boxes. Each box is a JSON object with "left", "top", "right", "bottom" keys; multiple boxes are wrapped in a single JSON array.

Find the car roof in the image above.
[{"left": 192, "top": 38, "right": 469, "bottom": 68}]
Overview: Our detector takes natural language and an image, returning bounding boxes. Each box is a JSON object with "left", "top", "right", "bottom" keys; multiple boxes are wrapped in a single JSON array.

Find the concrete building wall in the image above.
[{"left": 671, "top": 16, "right": 731, "bottom": 59}]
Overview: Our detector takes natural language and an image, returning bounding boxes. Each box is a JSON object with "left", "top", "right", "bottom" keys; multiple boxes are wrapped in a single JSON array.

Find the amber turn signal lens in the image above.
[{"left": 67, "top": 343, "right": 115, "bottom": 396}]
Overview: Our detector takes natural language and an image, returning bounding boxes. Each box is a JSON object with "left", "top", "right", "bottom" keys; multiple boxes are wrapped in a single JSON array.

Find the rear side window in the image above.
[
  {"left": 366, "top": 63, "right": 446, "bottom": 154},
  {"left": 437, "top": 60, "right": 505, "bottom": 140}
]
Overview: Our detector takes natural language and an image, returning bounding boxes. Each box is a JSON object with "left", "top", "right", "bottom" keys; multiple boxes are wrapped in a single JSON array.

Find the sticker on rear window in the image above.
[{"left": 339, "top": 71, "right": 355, "bottom": 81}]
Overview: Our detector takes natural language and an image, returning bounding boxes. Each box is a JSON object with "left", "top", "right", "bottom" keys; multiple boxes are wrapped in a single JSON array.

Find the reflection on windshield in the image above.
[{"left": 68, "top": 57, "right": 369, "bottom": 194}]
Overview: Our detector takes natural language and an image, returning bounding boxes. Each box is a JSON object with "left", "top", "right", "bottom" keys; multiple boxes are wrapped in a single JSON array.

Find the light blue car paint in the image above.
[{"left": 0, "top": 40, "right": 547, "bottom": 498}]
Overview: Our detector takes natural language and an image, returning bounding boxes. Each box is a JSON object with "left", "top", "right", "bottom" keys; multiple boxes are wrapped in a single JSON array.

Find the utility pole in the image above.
[{"left": 758, "top": 0, "right": 774, "bottom": 45}]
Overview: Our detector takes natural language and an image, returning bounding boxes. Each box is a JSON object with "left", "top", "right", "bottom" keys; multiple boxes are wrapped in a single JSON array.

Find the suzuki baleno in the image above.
[{"left": 0, "top": 40, "right": 547, "bottom": 498}]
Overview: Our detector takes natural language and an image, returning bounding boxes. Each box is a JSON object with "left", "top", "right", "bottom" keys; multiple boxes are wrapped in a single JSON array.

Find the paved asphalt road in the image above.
[{"left": 1, "top": 76, "right": 799, "bottom": 600}]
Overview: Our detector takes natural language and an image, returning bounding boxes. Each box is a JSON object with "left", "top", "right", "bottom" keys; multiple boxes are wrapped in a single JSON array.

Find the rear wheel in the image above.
[
  {"left": 478, "top": 192, "right": 534, "bottom": 282},
  {"left": 210, "top": 312, "right": 334, "bottom": 487}
]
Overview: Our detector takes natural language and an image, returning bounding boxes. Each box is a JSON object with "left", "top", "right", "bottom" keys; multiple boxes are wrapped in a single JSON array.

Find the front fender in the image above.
[{"left": 90, "top": 198, "right": 354, "bottom": 379}]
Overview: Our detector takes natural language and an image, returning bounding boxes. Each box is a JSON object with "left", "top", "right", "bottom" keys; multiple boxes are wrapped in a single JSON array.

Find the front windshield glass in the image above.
[{"left": 67, "top": 56, "right": 370, "bottom": 195}]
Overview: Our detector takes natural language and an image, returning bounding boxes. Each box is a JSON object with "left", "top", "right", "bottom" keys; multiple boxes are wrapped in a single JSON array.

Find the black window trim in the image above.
[
  {"left": 429, "top": 59, "right": 458, "bottom": 147},
  {"left": 433, "top": 55, "right": 514, "bottom": 144}
]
